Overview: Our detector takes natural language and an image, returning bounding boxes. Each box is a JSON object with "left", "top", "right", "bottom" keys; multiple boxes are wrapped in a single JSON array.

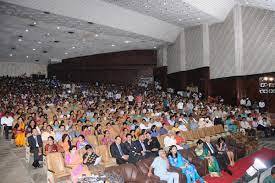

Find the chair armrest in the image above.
[
  {"left": 48, "top": 169, "right": 55, "bottom": 173},
  {"left": 64, "top": 165, "right": 73, "bottom": 169}
]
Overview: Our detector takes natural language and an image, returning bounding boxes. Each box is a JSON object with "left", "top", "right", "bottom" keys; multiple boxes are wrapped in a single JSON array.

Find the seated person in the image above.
[
  {"left": 65, "top": 145, "right": 90, "bottom": 183},
  {"left": 110, "top": 136, "right": 129, "bottom": 164},
  {"left": 216, "top": 137, "right": 235, "bottom": 166},
  {"left": 150, "top": 125, "right": 160, "bottom": 137},
  {"left": 168, "top": 145, "right": 205, "bottom": 183},
  {"left": 133, "top": 134, "right": 151, "bottom": 159},
  {"left": 263, "top": 166, "right": 275, "bottom": 183},
  {"left": 240, "top": 117, "right": 256, "bottom": 136},
  {"left": 76, "top": 134, "right": 89, "bottom": 150},
  {"left": 164, "top": 130, "right": 183, "bottom": 150},
  {"left": 83, "top": 144, "right": 101, "bottom": 168},
  {"left": 172, "top": 122, "right": 181, "bottom": 132},
  {"left": 195, "top": 139, "right": 221, "bottom": 177},
  {"left": 101, "top": 130, "right": 114, "bottom": 146},
  {"left": 45, "top": 136, "right": 59, "bottom": 155},
  {"left": 144, "top": 131, "right": 160, "bottom": 157},
  {"left": 159, "top": 123, "right": 168, "bottom": 135},
  {"left": 175, "top": 131, "right": 185, "bottom": 146},
  {"left": 59, "top": 134, "right": 72, "bottom": 152},
  {"left": 148, "top": 149, "right": 179, "bottom": 183},
  {"left": 225, "top": 116, "right": 238, "bottom": 133}
]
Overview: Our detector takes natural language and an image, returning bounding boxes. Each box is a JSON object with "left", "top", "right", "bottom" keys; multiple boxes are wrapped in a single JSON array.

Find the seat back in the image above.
[
  {"left": 97, "top": 134, "right": 104, "bottom": 145},
  {"left": 157, "top": 135, "right": 166, "bottom": 148},
  {"left": 96, "top": 145, "right": 111, "bottom": 162},
  {"left": 86, "top": 135, "right": 98, "bottom": 146},
  {"left": 46, "top": 152, "right": 66, "bottom": 174},
  {"left": 192, "top": 130, "right": 200, "bottom": 139},
  {"left": 204, "top": 127, "right": 212, "bottom": 137},
  {"left": 185, "top": 131, "right": 194, "bottom": 141},
  {"left": 217, "top": 125, "right": 224, "bottom": 133}
]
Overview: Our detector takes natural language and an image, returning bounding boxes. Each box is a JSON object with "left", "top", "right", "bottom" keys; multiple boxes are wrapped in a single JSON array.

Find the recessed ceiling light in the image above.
[
  {"left": 187, "top": 14, "right": 190, "bottom": 17},
  {"left": 72, "top": 46, "right": 75, "bottom": 49},
  {"left": 95, "top": 34, "right": 99, "bottom": 37},
  {"left": 26, "top": 56, "right": 29, "bottom": 58},
  {"left": 33, "top": 22, "right": 37, "bottom": 25},
  {"left": 18, "top": 38, "right": 22, "bottom": 42},
  {"left": 163, "top": 2, "right": 166, "bottom": 5},
  {"left": 153, "top": 46, "right": 157, "bottom": 49},
  {"left": 9, "top": 53, "right": 13, "bottom": 57},
  {"left": 25, "top": 29, "right": 29, "bottom": 32},
  {"left": 124, "top": 40, "right": 131, "bottom": 43},
  {"left": 18, "top": 35, "right": 23, "bottom": 38},
  {"left": 111, "top": 44, "right": 115, "bottom": 47},
  {"left": 38, "top": 41, "right": 42, "bottom": 44},
  {"left": 197, "top": 18, "right": 201, "bottom": 20},
  {"left": 179, "top": 19, "right": 182, "bottom": 21},
  {"left": 33, "top": 48, "right": 36, "bottom": 51},
  {"left": 65, "top": 52, "right": 68, "bottom": 55},
  {"left": 246, "top": 1, "right": 249, "bottom": 4},
  {"left": 57, "top": 26, "right": 60, "bottom": 29}
]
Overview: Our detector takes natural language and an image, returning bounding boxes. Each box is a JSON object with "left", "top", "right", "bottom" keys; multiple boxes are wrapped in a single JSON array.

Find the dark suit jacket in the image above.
[
  {"left": 144, "top": 137, "right": 160, "bottom": 151},
  {"left": 132, "top": 140, "right": 148, "bottom": 154},
  {"left": 110, "top": 142, "right": 125, "bottom": 159},
  {"left": 28, "top": 135, "right": 43, "bottom": 151},
  {"left": 122, "top": 141, "right": 133, "bottom": 155}
]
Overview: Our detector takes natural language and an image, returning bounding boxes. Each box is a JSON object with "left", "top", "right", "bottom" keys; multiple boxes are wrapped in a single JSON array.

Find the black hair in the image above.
[
  {"left": 85, "top": 144, "right": 92, "bottom": 150},
  {"left": 78, "top": 134, "right": 85, "bottom": 140},
  {"left": 48, "top": 136, "right": 54, "bottom": 141},
  {"left": 197, "top": 139, "right": 204, "bottom": 145},
  {"left": 271, "top": 167, "right": 275, "bottom": 175},
  {"left": 168, "top": 145, "right": 178, "bottom": 158}
]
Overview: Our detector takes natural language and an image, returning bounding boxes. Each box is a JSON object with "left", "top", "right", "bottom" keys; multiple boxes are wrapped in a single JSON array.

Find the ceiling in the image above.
[
  {"left": 0, "top": 1, "right": 165, "bottom": 64},
  {"left": 0, "top": 0, "right": 274, "bottom": 64}
]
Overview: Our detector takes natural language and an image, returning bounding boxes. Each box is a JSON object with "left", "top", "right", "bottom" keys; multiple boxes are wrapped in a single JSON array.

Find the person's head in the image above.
[
  {"left": 158, "top": 149, "right": 166, "bottom": 159},
  {"left": 85, "top": 144, "right": 94, "bottom": 154},
  {"left": 130, "top": 129, "right": 135, "bottom": 136},
  {"left": 78, "top": 134, "right": 85, "bottom": 142},
  {"left": 196, "top": 139, "right": 204, "bottom": 148},
  {"left": 48, "top": 136, "right": 55, "bottom": 145},
  {"left": 115, "top": 136, "right": 122, "bottom": 144},
  {"left": 205, "top": 136, "right": 211, "bottom": 143},
  {"left": 174, "top": 122, "right": 179, "bottom": 128},
  {"left": 151, "top": 125, "right": 157, "bottom": 132},
  {"left": 126, "top": 133, "right": 132, "bottom": 142},
  {"left": 217, "top": 137, "right": 225, "bottom": 144},
  {"left": 139, "top": 134, "right": 145, "bottom": 142},
  {"left": 167, "top": 130, "right": 174, "bottom": 137},
  {"left": 169, "top": 145, "right": 178, "bottom": 155},
  {"left": 271, "top": 167, "right": 275, "bottom": 178},
  {"left": 69, "top": 145, "right": 77, "bottom": 153},
  {"left": 32, "top": 128, "right": 38, "bottom": 136},
  {"left": 175, "top": 131, "right": 181, "bottom": 136},
  {"left": 59, "top": 124, "right": 65, "bottom": 131},
  {"left": 62, "top": 134, "right": 70, "bottom": 142},
  {"left": 145, "top": 131, "right": 152, "bottom": 139}
]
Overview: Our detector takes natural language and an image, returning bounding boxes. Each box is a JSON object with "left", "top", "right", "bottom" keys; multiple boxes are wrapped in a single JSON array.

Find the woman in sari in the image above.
[
  {"left": 168, "top": 145, "right": 205, "bottom": 183},
  {"left": 14, "top": 117, "right": 26, "bottom": 147},
  {"left": 64, "top": 145, "right": 90, "bottom": 183},
  {"left": 195, "top": 139, "right": 221, "bottom": 177}
]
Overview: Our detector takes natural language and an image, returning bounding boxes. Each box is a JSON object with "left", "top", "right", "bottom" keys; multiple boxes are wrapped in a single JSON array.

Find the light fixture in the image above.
[
  {"left": 263, "top": 77, "right": 269, "bottom": 81},
  {"left": 95, "top": 34, "right": 99, "bottom": 37},
  {"left": 25, "top": 29, "right": 29, "bottom": 32},
  {"left": 269, "top": 77, "right": 274, "bottom": 81},
  {"left": 33, "top": 22, "right": 37, "bottom": 25},
  {"left": 57, "top": 26, "right": 60, "bottom": 29},
  {"left": 72, "top": 46, "right": 75, "bottom": 49},
  {"left": 47, "top": 33, "right": 50, "bottom": 36},
  {"left": 111, "top": 44, "right": 115, "bottom": 47},
  {"left": 197, "top": 17, "right": 201, "bottom": 20},
  {"left": 26, "top": 56, "right": 29, "bottom": 58},
  {"left": 246, "top": 158, "right": 266, "bottom": 177},
  {"left": 65, "top": 52, "right": 68, "bottom": 55},
  {"left": 179, "top": 19, "right": 182, "bottom": 21},
  {"left": 163, "top": 2, "right": 166, "bottom": 5},
  {"left": 33, "top": 48, "right": 36, "bottom": 51},
  {"left": 153, "top": 46, "right": 157, "bottom": 49},
  {"left": 18, "top": 38, "right": 22, "bottom": 42},
  {"left": 124, "top": 40, "right": 131, "bottom": 43},
  {"left": 38, "top": 41, "right": 42, "bottom": 44},
  {"left": 9, "top": 53, "right": 13, "bottom": 57}
]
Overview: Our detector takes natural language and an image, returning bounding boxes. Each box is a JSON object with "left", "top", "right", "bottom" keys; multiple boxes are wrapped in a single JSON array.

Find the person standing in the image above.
[
  {"left": 148, "top": 149, "right": 179, "bottom": 183},
  {"left": 1, "top": 112, "right": 14, "bottom": 140}
]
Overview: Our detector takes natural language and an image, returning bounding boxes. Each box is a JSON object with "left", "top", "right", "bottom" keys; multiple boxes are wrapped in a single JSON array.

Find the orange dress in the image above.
[{"left": 15, "top": 123, "right": 26, "bottom": 147}]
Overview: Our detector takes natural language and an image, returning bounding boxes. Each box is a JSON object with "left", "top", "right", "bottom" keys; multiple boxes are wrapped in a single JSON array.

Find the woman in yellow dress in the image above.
[{"left": 15, "top": 117, "right": 26, "bottom": 147}]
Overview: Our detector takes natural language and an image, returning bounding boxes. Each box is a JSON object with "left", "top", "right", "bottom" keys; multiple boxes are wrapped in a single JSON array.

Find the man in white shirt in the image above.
[
  {"left": 163, "top": 131, "right": 183, "bottom": 150},
  {"left": 177, "top": 100, "right": 184, "bottom": 114},
  {"left": 257, "top": 117, "right": 273, "bottom": 137},
  {"left": 240, "top": 117, "right": 256, "bottom": 136},
  {"left": 1, "top": 112, "right": 14, "bottom": 139},
  {"left": 127, "top": 95, "right": 134, "bottom": 105},
  {"left": 240, "top": 98, "right": 246, "bottom": 106}
]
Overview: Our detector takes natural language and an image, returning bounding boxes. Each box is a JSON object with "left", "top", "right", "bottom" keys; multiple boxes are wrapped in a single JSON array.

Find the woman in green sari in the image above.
[{"left": 195, "top": 139, "right": 221, "bottom": 177}]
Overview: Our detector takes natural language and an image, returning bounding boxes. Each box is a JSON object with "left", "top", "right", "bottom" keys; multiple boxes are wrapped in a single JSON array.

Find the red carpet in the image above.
[{"left": 204, "top": 148, "right": 275, "bottom": 183}]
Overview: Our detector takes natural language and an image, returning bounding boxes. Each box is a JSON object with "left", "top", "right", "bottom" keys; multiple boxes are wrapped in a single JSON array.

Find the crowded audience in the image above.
[{"left": 0, "top": 76, "right": 274, "bottom": 182}]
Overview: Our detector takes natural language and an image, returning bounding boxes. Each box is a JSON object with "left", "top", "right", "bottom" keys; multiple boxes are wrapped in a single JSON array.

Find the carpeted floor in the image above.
[{"left": 204, "top": 147, "right": 275, "bottom": 183}]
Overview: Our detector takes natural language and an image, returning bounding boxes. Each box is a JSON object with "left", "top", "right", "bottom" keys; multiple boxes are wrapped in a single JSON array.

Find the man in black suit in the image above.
[
  {"left": 110, "top": 136, "right": 129, "bottom": 164},
  {"left": 144, "top": 131, "right": 160, "bottom": 157},
  {"left": 28, "top": 128, "right": 43, "bottom": 168},
  {"left": 203, "top": 136, "right": 232, "bottom": 175},
  {"left": 132, "top": 134, "right": 151, "bottom": 159},
  {"left": 122, "top": 133, "right": 140, "bottom": 164}
]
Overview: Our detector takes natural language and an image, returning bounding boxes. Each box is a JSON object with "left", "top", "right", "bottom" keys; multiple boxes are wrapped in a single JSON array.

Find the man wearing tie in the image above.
[
  {"left": 203, "top": 136, "right": 232, "bottom": 175},
  {"left": 110, "top": 136, "right": 129, "bottom": 164},
  {"left": 28, "top": 128, "right": 43, "bottom": 168},
  {"left": 133, "top": 134, "right": 151, "bottom": 159}
]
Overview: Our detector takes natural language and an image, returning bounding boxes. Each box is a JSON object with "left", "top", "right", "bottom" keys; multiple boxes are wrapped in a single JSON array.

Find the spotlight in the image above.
[
  {"left": 269, "top": 77, "right": 274, "bottom": 81},
  {"left": 25, "top": 29, "right": 29, "bottom": 32},
  {"left": 246, "top": 158, "right": 267, "bottom": 177},
  {"left": 263, "top": 77, "right": 269, "bottom": 81}
]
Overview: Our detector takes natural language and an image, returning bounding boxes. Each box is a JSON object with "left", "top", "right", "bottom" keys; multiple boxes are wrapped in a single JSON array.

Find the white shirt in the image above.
[
  {"left": 1, "top": 116, "right": 14, "bottom": 127},
  {"left": 128, "top": 95, "right": 134, "bottom": 102},
  {"left": 177, "top": 102, "right": 184, "bottom": 110},
  {"left": 178, "top": 124, "right": 188, "bottom": 131},
  {"left": 139, "top": 123, "right": 152, "bottom": 130},
  {"left": 240, "top": 121, "right": 251, "bottom": 129},
  {"left": 163, "top": 136, "right": 183, "bottom": 149},
  {"left": 259, "top": 102, "right": 265, "bottom": 108},
  {"left": 240, "top": 99, "right": 246, "bottom": 105},
  {"left": 258, "top": 120, "right": 270, "bottom": 127},
  {"left": 115, "top": 93, "right": 121, "bottom": 100}
]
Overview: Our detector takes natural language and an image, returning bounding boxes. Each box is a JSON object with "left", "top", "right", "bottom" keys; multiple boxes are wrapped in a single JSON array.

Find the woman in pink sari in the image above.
[{"left": 64, "top": 145, "right": 90, "bottom": 183}]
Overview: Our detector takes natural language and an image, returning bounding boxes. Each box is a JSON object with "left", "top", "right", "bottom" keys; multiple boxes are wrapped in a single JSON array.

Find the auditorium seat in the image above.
[
  {"left": 46, "top": 152, "right": 71, "bottom": 183},
  {"left": 96, "top": 145, "right": 117, "bottom": 167},
  {"left": 86, "top": 135, "right": 98, "bottom": 146}
]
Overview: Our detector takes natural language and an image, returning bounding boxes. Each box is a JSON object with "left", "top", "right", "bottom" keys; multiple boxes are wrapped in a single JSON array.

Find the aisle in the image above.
[{"left": 0, "top": 136, "right": 46, "bottom": 183}]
